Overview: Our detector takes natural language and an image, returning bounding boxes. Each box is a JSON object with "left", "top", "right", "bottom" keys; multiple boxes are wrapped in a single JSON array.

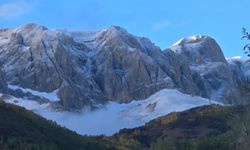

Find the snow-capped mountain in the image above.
[
  {"left": 1, "top": 23, "right": 249, "bottom": 110},
  {"left": 1, "top": 23, "right": 250, "bottom": 135}
]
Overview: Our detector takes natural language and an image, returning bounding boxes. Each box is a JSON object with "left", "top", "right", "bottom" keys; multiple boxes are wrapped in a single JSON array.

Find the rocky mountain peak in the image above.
[
  {"left": 19, "top": 23, "right": 48, "bottom": 32},
  {"left": 105, "top": 25, "right": 127, "bottom": 33},
  {"left": 170, "top": 35, "right": 226, "bottom": 64},
  {"left": 97, "top": 25, "right": 139, "bottom": 49}
]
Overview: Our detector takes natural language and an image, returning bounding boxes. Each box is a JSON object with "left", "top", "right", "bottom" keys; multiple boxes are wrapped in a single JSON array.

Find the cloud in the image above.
[
  {"left": 0, "top": 0, "right": 33, "bottom": 20},
  {"left": 152, "top": 20, "right": 170, "bottom": 30}
]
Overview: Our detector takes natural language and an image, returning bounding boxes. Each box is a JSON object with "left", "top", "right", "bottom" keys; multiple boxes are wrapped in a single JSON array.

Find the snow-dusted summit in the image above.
[
  {"left": 0, "top": 24, "right": 249, "bottom": 110},
  {"left": 171, "top": 35, "right": 226, "bottom": 64}
]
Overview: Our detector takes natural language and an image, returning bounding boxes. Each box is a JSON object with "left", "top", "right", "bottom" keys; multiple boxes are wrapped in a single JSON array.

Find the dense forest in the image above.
[{"left": 0, "top": 100, "right": 116, "bottom": 150}]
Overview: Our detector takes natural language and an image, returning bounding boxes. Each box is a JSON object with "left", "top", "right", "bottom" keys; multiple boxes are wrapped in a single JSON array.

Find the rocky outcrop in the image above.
[
  {"left": 0, "top": 24, "right": 104, "bottom": 109},
  {"left": 168, "top": 36, "right": 250, "bottom": 103},
  {"left": 171, "top": 36, "right": 226, "bottom": 65},
  {"left": 168, "top": 36, "right": 232, "bottom": 102},
  {"left": 226, "top": 58, "right": 250, "bottom": 104}
]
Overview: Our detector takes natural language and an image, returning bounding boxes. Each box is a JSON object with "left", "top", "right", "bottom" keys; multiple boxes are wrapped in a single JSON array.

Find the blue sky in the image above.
[{"left": 0, "top": 0, "right": 249, "bottom": 57}]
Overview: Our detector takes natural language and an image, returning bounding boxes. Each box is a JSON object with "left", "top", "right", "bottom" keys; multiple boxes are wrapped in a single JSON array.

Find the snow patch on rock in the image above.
[
  {"left": 172, "top": 35, "right": 204, "bottom": 46},
  {"left": 0, "top": 94, "right": 49, "bottom": 110},
  {"left": 8, "top": 84, "right": 59, "bottom": 102}
]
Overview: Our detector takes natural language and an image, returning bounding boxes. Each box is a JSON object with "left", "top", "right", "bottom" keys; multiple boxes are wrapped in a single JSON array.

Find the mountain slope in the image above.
[
  {"left": 0, "top": 100, "right": 115, "bottom": 150},
  {"left": 1, "top": 89, "right": 215, "bottom": 136},
  {"left": 2, "top": 24, "right": 249, "bottom": 110},
  {"left": 110, "top": 104, "right": 250, "bottom": 150},
  {"left": 1, "top": 97, "right": 250, "bottom": 150}
]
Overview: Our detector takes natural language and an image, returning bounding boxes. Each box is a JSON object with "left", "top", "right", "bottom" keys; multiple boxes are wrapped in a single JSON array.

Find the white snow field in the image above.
[{"left": 1, "top": 89, "right": 218, "bottom": 136}]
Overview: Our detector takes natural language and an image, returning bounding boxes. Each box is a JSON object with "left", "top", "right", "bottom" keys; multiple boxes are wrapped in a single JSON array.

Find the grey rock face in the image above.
[
  {"left": 168, "top": 36, "right": 250, "bottom": 103},
  {"left": 0, "top": 24, "right": 61, "bottom": 91},
  {"left": 0, "top": 24, "right": 200, "bottom": 108},
  {"left": 91, "top": 27, "right": 179, "bottom": 102},
  {"left": 168, "top": 36, "right": 231, "bottom": 102},
  {"left": 0, "top": 24, "right": 104, "bottom": 109},
  {"left": 90, "top": 26, "right": 205, "bottom": 102},
  {"left": 0, "top": 24, "right": 249, "bottom": 109},
  {"left": 191, "top": 62, "right": 235, "bottom": 102},
  {"left": 226, "top": 58, "right": 250, "bottom": 104}
]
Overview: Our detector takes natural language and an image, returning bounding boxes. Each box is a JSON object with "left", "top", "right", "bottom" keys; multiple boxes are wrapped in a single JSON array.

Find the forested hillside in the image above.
[
  {"left": 109, "top": 105, "right": 250, "bottom": 150},
  {"left": 0, "top": 100, "right": 115, "bottom": 150}
]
